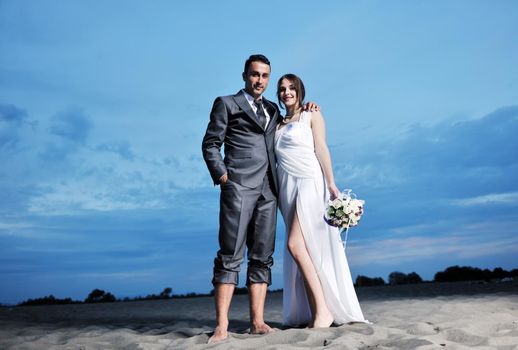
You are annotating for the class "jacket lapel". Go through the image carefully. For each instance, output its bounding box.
[233,90,263,130]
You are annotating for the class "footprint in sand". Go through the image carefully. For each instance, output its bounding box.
[345,323,375,336]
[406,322,440,336]
[446,329,488,347]
[383,338,434,348]
[495,322,518,337]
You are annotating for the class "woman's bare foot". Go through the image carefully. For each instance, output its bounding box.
[207,325,228,344]
[250,322,277,334]
[312,310,334,328]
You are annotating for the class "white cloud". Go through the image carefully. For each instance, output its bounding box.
[0,222,35,237]
[348,221,518,267]
[388,222,439,235]
[77,271,158,280]
[27,182,165,215]
[451,191,518,207]
[0,105,207,216]
[25,151,209,216]
[0,222,33,230]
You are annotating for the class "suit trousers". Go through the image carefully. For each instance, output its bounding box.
[212,171,277,286]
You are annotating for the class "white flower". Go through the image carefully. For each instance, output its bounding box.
[331,198,342,209]
[350,199,364,208]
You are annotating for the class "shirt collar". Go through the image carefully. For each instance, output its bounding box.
[242,89,262,104]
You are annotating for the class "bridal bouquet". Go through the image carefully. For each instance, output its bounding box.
[324,189,364,247]
[324,189,364,229]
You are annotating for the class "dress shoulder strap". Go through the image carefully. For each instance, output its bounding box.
[299,110,312,126]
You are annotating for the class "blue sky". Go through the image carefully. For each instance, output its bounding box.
[1,1,517,305]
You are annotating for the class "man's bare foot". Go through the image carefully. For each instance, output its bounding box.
[207,325,228,344]
[250,322,277,335]
[312,310,334,328]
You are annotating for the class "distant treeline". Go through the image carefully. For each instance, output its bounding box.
[18,287,177,306]
[434,266,517,282]
[16,295,82,306]
[15,265,517,306]
[17,286,284,306]
[355,265,518,287]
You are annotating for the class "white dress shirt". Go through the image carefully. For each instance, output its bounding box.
[242,89,271,128]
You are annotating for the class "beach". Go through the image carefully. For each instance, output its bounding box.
[1,281,517,349]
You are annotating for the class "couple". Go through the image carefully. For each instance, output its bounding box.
[202,54,367,343]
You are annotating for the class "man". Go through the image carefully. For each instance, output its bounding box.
[202,54,279,343]
[202,54,317,343]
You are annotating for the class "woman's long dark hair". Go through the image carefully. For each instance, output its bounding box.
[277,73,305,110]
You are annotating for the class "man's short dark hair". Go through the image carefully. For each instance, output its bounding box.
[244,54,271,74]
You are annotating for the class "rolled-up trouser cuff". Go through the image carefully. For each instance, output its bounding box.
[246,267,272,286]
[212,268,239,286]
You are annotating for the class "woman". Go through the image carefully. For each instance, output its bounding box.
[275,74,367,327]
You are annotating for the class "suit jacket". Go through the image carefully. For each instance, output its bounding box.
[202,90,281,194]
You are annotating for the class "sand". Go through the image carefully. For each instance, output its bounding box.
[1,281,517,349]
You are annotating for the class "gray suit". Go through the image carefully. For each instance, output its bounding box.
[202,90,281,286]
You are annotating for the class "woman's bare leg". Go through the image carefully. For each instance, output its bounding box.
[287,211,334,328]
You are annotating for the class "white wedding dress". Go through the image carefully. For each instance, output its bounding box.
[275,111,367,326]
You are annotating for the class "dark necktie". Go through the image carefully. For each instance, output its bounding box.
[253,99,267,129]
